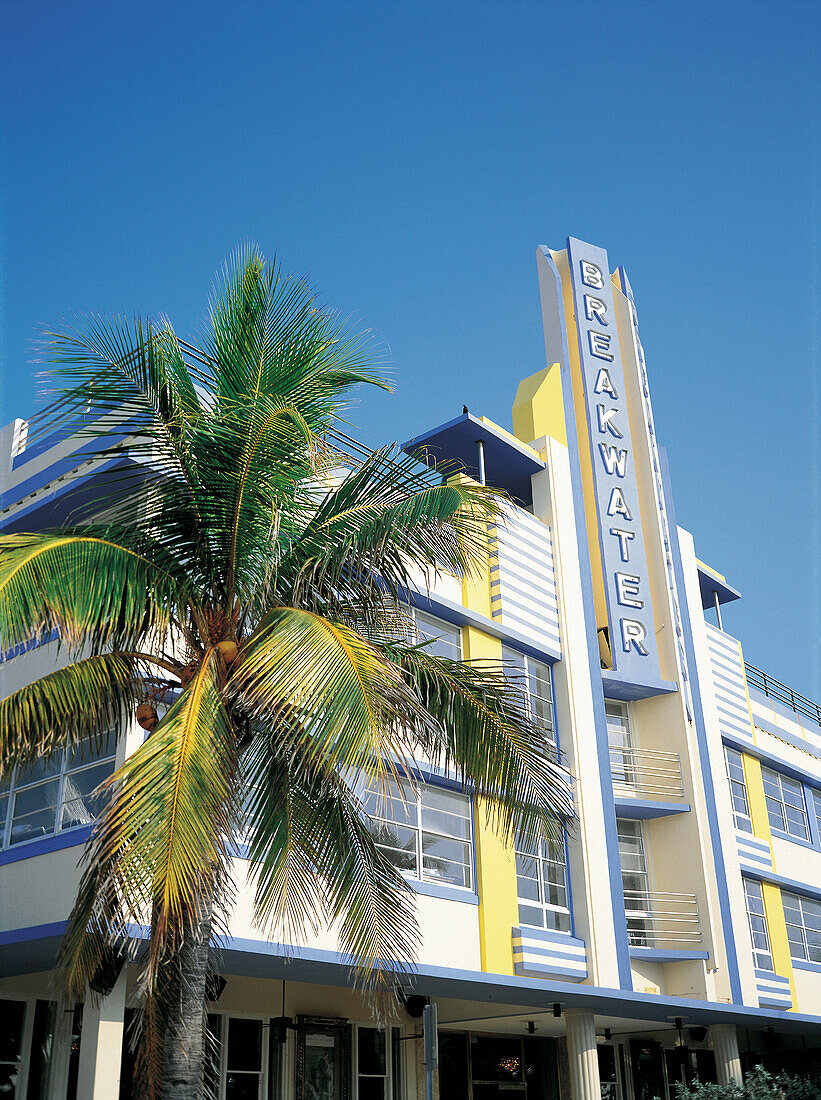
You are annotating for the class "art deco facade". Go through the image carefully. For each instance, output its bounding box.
[2,239,820,1099]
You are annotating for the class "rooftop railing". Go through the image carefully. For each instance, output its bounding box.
[745,663,821,728]
[623,889,701,949]
[610,746,684,801]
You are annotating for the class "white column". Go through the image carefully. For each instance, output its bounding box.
[565,1012,601,1100]
[76,970,127,1099]
[710,1024,743,1086]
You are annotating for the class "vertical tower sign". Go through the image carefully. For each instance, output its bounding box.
[566,237,661,686]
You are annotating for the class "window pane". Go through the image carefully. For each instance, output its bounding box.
[61,761,113,829]
[10,779,60,844]
[0,1000,25,1063]
[415,612,461,661]
[420,806,470,841]
[358,1027,386,1076]
[226,1075,260,1100]
[14,756,62,788]
[359,1080,385,1100]
[227,1018,262,1072]
[518,903,545,928]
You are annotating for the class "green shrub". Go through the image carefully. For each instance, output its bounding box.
[674,1066,820,1100]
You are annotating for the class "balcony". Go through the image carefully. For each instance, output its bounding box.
[623,889,702,951]
[610,746,684,801]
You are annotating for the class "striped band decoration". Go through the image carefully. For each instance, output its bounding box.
[489,506,561,656]
[705,624,755,745]
[512,926,588,982]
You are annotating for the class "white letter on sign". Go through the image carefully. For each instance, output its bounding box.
[621,619,649,656]
[616,572,644,608]
[589,331,614,360]
[609,527,635,562]
[593,368,618,398]
[607,487,632,521]
[599,443,628,478]
[581,260,604,289]
[597,405,623,438]
[584,295,608,325]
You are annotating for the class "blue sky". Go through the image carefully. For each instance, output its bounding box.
[1,1,819,695]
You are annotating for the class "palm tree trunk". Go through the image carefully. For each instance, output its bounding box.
[158,903,213,1100]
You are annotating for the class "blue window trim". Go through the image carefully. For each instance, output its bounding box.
[629,947,709,962]
[0,825,92,865]
[769,825,815,850]
[791,957,821,975]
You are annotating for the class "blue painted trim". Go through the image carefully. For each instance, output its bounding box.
[748,685,821,740]
[747,712,821,766]
[0,826,91,865]
[513,924,582,947]
[658,448,743,1003]
[791,957,821,974]
[601,670,678,701]
[0,920,67,945]
[0,628,60,665]
[755,968,788,981]
[0,456,130,530]
[408,880,479,905]
[742,865,821,903]
[723,731,821,788]
[5,921,821,1031]
[514,959,588,980]
[512,940,586,964]
[540,246,632,989]
[405,586,561,665]
[613,798,691,820]
[769,825,815,850]
[629,947,710,962]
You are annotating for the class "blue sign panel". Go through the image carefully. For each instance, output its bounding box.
[566,237,661,685]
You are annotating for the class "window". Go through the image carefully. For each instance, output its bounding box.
[226,1017,264,1099]
[413,611,461,661]
[501,647,556,753]
[515,831,571,932]
[761,767,809,841]
[0,733,117,849]
[607,700,635,787]
[357,1027,388,1100]
[782,891,821,965]
[811,789,821,840]
[0,1000,25,1096]
[724,747,753,834]
[743,879,773,971]
[617,818,651,946]
[361,776,473,889]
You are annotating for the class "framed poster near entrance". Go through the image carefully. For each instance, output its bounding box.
[296,1017,350,1100]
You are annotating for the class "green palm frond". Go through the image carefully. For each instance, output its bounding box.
[0,652,137,776]
[230,607,432,777]
[279,446,502,614]
[67,648,235,989]
[242,742,419,987]
[388,642,572,847]
[0,534,188,653]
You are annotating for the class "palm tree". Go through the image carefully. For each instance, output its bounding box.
[0,248,571,1099]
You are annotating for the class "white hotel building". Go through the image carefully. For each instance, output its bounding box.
[1,238,821,1099]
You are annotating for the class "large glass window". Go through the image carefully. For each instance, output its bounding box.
[501,647,555,753]
[617,818,651,946]
[357,1027,388,1100]
[226,1017,264,1100]
[0,1000,25,1097]
[811,789,821,841]
[724,747,753,834]
[0,733,117,850]
[361,776,473,890]
[413,611,462,661]
[743,879,773,971]
[514,831,571,932]
[761,767,809,841]
[782,891,821,964]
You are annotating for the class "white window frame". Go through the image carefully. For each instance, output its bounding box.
[606,700,635,787]
[761,767,809,841]
[412,610,462,661]
[782,890,821,965]
[354,1023,398,1100]
[501,647,556,753]
[514,831,572,933]
[742,878,774,971]
[214,1013,271,1100]
[617,818,653,946]
[0,734,117,851]
[361,776,474,891]
[724,747,753,834]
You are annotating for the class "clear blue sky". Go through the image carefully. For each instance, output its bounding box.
[1,1,819,696]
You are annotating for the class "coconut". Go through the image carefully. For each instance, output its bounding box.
[217,639,239,665]
[136,703,158,731]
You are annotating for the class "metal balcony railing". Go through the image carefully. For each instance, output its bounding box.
[609,746,684,800]
[744,663,821,728]
[623,889,702,949]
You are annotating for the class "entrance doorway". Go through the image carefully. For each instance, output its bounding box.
[438,1032,559,1100]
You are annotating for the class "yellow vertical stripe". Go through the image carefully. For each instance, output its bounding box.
[742,753,796,1005]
